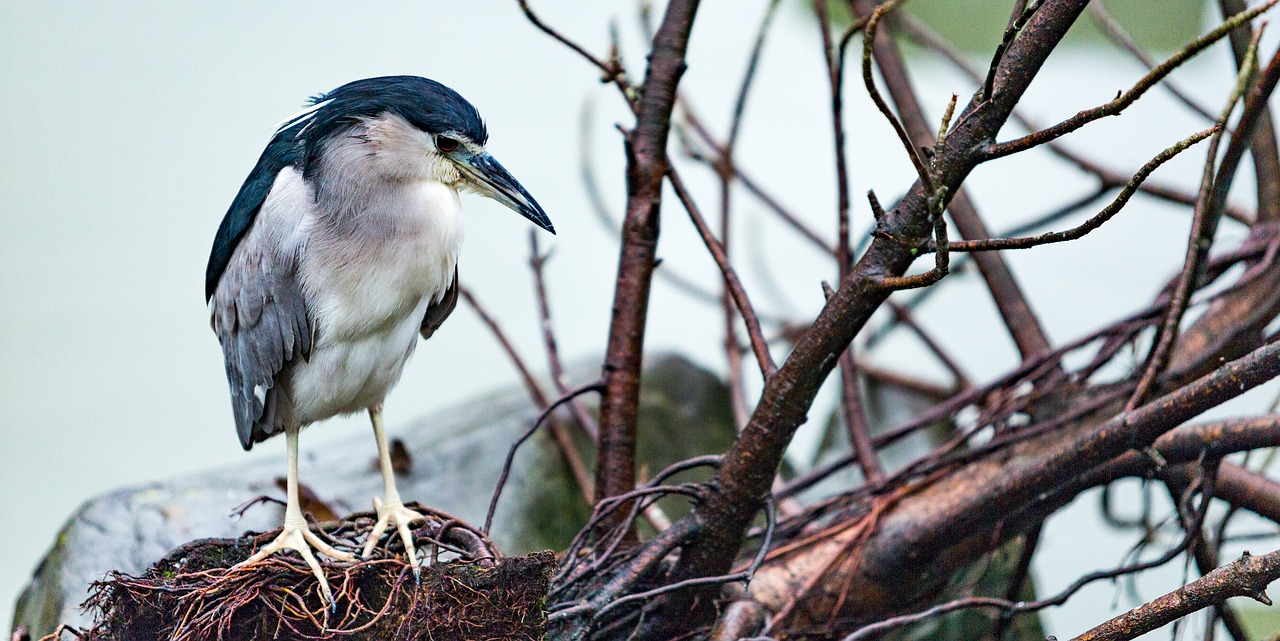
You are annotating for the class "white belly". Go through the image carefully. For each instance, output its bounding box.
[289,297,431,421]
[290,180,463,424]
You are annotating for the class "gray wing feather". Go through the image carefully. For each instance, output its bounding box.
[421,265,459,340]
[210,169,312,450]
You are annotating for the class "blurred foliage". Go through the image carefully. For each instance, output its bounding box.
[1240,603,1280,639]
[815,0,1206,54]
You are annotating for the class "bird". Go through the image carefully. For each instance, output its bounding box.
[205,75,554,603]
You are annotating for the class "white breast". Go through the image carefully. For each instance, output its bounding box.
[289,177,464,423]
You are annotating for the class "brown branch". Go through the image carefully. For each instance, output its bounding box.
[821,282,883,485]
[1187,523,1252,641]
[667,169,776,378]
[656,0,1097,623]
[891,340,1280,581]
[593,0,702,528]
[857,0,1053,360]
[1085,417,1280,487]
[936,128,1216,252]
[986,1,1040,102]
[459,287,593,504]
[984,0,1278,160]
[1130,40,1280,410]
[789,455,1270,639]
[753,313,1280,625]
[1221,0,1280,223]
[1214,461,1280,525]
[529,231,600,441]
[1087,2,1218,122]
[891,9,1255,226]
[1070,549,1280,641]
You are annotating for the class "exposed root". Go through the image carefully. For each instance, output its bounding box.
[75,503,554,641]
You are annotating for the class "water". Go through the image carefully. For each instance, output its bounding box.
[2,0,1276,636]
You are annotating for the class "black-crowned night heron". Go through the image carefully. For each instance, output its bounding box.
[205,76,553,602]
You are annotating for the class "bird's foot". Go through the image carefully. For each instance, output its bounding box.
[361,497,426,581]
[236,517,356,609]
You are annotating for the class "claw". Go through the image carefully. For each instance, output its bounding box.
[362,496,426,576]
[236,518,354,610]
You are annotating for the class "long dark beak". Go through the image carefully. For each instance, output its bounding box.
[455,152,555,234]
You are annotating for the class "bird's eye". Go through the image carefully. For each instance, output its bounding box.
[436,136,459,152]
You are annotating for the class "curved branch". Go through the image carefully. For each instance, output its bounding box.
[984,0,1278,160]
[936,128,1215,252]
[1071,549,1280,641]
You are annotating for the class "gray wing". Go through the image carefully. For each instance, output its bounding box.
[210,168,313,450]
[421,265,459,340]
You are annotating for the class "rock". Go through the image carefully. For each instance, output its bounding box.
[12,354,735,637]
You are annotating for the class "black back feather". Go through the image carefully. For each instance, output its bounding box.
[204,131,300,300]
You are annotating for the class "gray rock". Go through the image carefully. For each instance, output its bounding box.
[12,354,735,637]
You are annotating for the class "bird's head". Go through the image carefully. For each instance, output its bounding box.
[284,75,554,234]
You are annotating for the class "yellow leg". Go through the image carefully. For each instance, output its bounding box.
[361,405,425,580]
[236,426,354,607]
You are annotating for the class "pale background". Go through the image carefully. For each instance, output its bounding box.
[3,0,1277,636]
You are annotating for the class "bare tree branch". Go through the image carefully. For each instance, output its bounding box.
[1070,549,1280,641]
[657,0,1098,625]
[1130,40,1280,410]
[984,0,1277,160]
[592,0,702,536]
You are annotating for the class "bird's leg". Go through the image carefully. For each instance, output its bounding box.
[236,425,354,608]
[361,405,426,580]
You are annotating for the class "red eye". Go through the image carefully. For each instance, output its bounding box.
[436,136,459,152]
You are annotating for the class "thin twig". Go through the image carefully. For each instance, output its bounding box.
[861,0,933,191]
[667,168,777,378]
[933,128,1216,253]
[716,0,780,429]
[984,0,1279,160]
[1128,36,1278,411]
[460,287,594,503]
[816,0,853,275]
[1087,2,1217,122]
[529,230,600,440]
[1071,549,1280,641]
[484,382,605,534]
[515,0,635,109]
[841,597,1015,641]
[891,9,1255,225]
